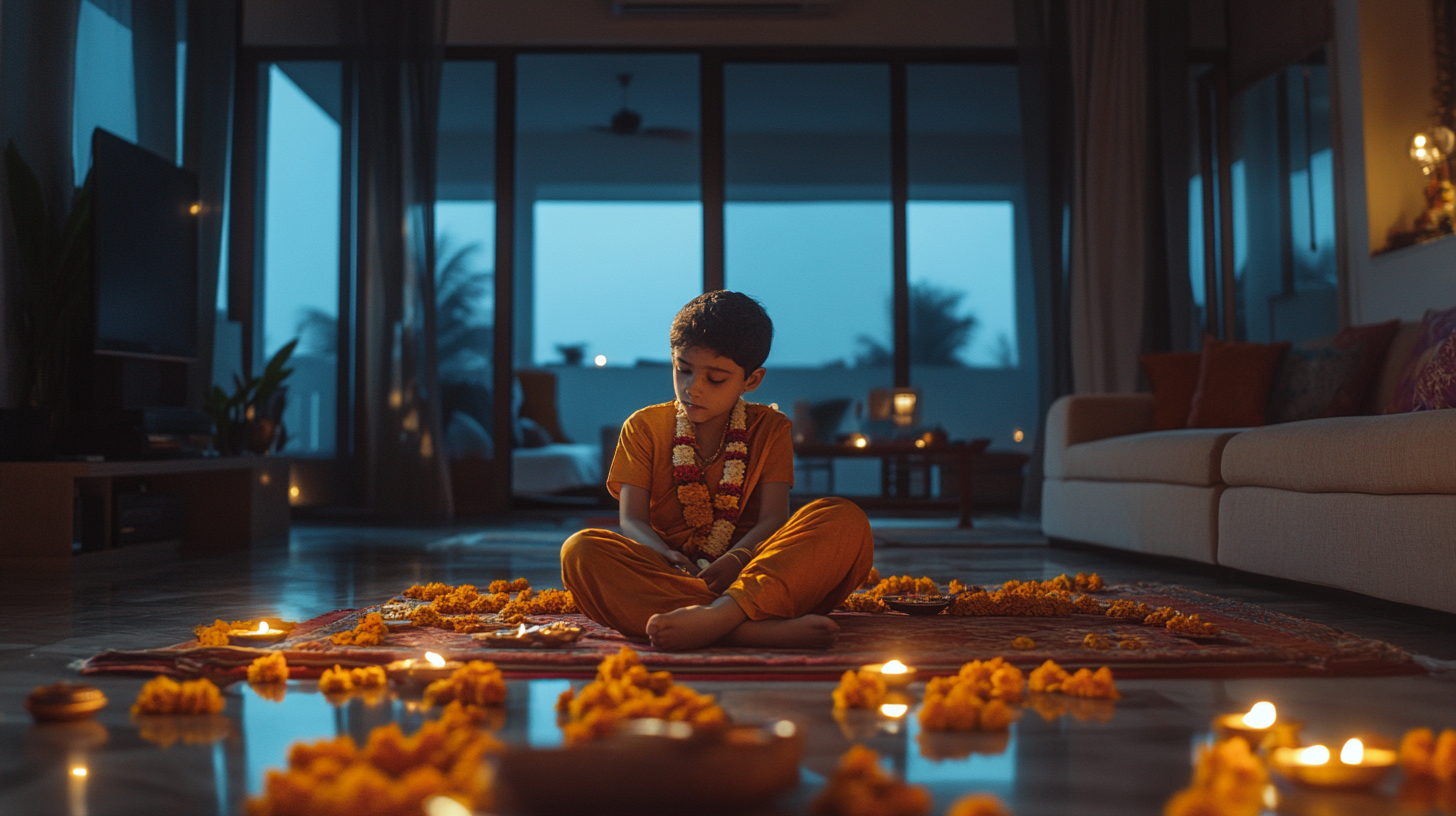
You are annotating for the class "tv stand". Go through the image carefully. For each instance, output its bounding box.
[0,457,290,569]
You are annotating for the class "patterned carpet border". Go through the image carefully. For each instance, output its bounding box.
[78,583,1421,683]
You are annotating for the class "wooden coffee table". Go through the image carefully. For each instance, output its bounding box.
[793,438,992,528]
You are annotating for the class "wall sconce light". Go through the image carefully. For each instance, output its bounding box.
[1410,127,1455,174]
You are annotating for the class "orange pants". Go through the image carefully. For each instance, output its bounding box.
[561,497,875,638]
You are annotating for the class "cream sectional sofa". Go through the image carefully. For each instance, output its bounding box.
[1042,323,1456,615]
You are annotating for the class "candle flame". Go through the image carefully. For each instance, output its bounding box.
[256,622,270,634]
[1241,701,1276,729]
[1297,745,1331,766]
[517,623,528,636]
[71,767,87,777]
[879,703,909,718]
[1340,738,1364,765]
[424,652,446,668]
[881,660,909,675]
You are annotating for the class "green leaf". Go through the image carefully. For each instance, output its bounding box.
[4,141,49,282]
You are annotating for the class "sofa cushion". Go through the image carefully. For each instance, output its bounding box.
[1140,352,1202,430]
[1386,305,1456,413]
[1060,428,1241,487]
[1188,336,1289,428]
[1221,410,1456,494]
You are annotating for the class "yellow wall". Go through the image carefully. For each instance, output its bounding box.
[1359,0,1436,254]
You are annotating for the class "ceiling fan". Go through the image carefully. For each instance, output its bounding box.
[591,73,694,142]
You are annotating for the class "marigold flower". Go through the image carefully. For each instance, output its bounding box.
[422,661,507,708]
[1166,613,1220,637]
[1083,633,1111,650]
[1011,636,1036,650]
[132,676,226,716]
[944,793,1011,816]
[247,652,289,685]
[831,669,887,710]
[1028,660,1070,694]
[809,745,931,816]
[329,613,389,647]
[1060,666,1120,699]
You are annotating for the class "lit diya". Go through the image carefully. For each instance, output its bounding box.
[1213,701,1302,748]
[473,621,584,648]
[1269,738,1396,790]
[227,621,288,647]
[859,659,918,688]
[880,595,953,616]
[385,651,461,685]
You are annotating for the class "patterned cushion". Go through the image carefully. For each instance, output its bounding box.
[1265,343,1363,424]
[1386,305,1456,413]
[1412,333,1456,411]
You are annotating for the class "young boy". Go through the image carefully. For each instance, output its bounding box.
[561,291,874,652]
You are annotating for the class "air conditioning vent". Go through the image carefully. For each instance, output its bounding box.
[611,0,832,16]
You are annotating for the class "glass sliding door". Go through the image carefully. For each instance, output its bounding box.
[906,63,1036,453]
[723,63,892,494]
[516,53,702,457]
[437,61,498,465]
[260,62,342,457]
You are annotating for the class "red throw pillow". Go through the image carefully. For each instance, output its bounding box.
[1139,352,1202,430]
[1325,319,1401,417]
[1186,336,1291,428]
[1387,305,1456,413]
[1412,332,1456,411]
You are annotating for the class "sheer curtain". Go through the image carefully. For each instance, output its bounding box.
[343,0,453,520]
[1067,0,1150,394]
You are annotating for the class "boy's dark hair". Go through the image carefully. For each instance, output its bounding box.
[670,291,774,374]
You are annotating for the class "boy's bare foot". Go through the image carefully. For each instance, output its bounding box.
[722,615,839,649]
[647,597,746,651]
[646,597,840,651]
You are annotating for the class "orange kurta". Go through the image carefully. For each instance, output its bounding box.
[561,402,874,638]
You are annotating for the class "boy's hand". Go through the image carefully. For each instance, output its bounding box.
[660,548,697,575]
[698,555,744,594]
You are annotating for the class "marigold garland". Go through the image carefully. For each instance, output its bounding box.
[673,398,748,562]
[1162,737,1268,816]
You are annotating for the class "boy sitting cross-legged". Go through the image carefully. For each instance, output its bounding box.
[561,291,875,652]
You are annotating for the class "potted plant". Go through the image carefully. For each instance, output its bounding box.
[205,339,297,455]
[4,141,93,413]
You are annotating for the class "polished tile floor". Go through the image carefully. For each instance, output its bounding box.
[2,513,1454,816]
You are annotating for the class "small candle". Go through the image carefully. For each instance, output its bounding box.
[227,621,288,647]
[879,702,909,718]
[861,659,918,688]
[1270,738,1397,789]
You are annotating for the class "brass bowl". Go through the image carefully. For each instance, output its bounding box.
[881,595,953,616]
[26,683,108,723]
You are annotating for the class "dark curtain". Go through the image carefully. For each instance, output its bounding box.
[182,0,235,406]
[0,0,82,406]
[1015,0,1075,518]
[343,0,453,521]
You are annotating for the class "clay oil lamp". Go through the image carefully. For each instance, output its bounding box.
[860,659,918,688]
[1213,701,1301,749]
[227,621,288,647]
[386,651,460,686]
[1269,738,1397,790]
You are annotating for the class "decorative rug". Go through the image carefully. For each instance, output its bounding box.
[79,583,1420,683]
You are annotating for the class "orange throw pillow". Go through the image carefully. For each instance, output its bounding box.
[1187,336,1290,428]
[1139,352,1202,430]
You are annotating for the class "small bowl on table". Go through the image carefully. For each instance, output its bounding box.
[26,683,108,723]
[881,595,954,616]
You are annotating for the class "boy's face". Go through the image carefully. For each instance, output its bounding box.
[672,346,764,424]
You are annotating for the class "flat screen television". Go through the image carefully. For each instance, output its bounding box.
[91,129,199,360]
